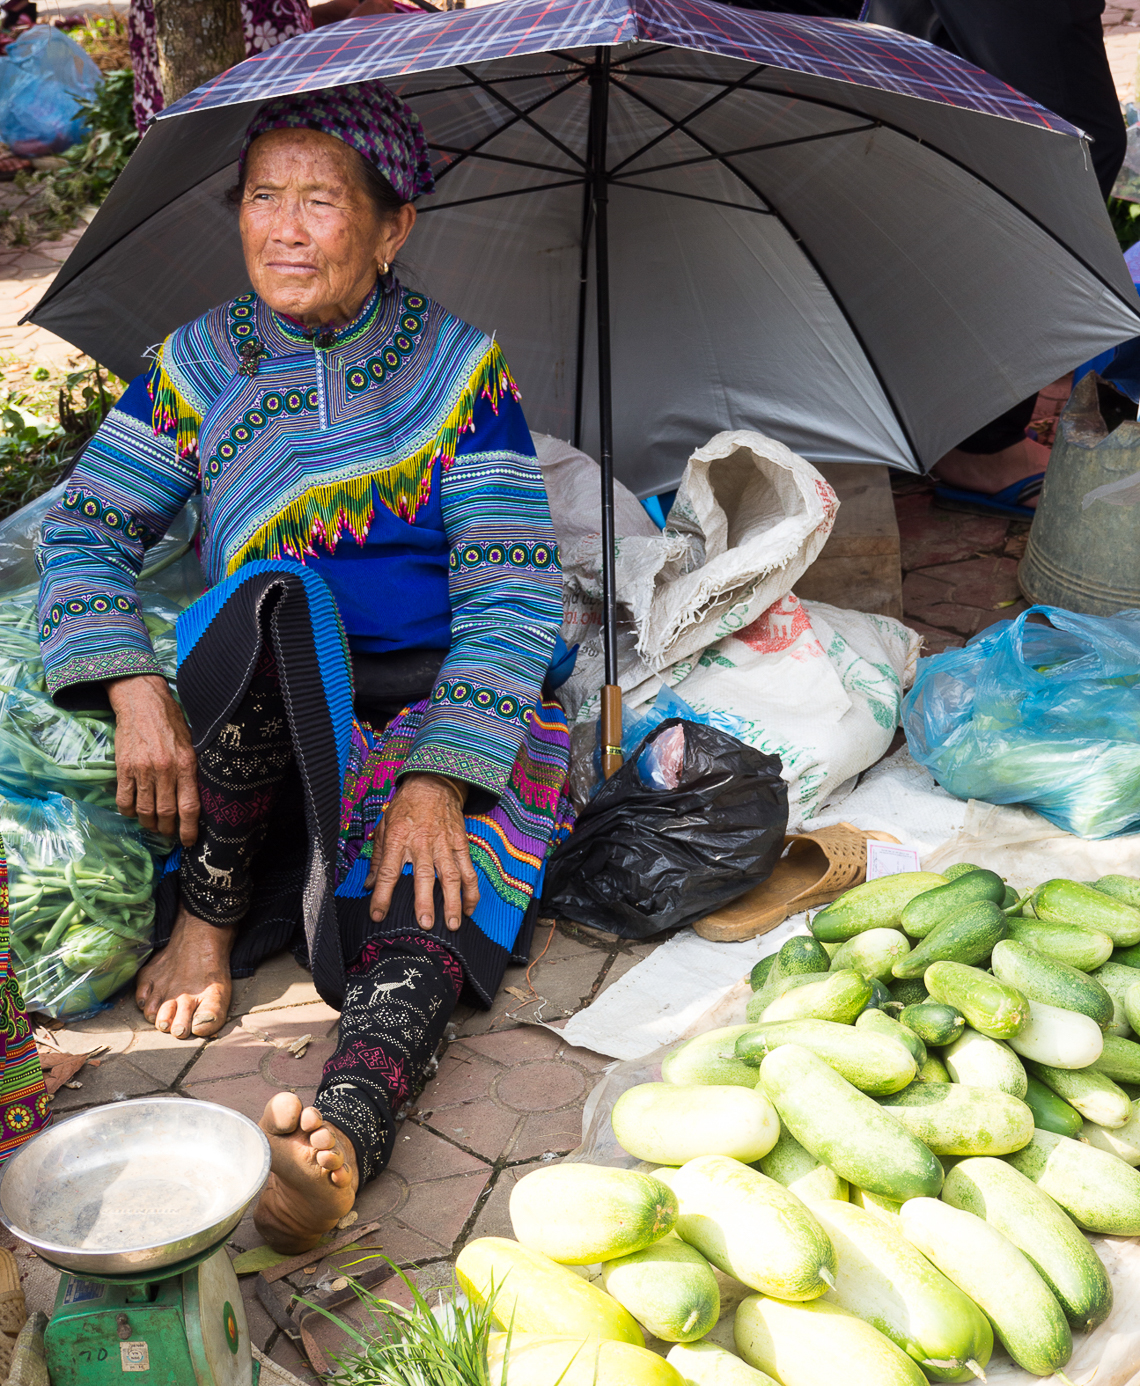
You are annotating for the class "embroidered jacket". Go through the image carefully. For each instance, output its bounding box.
[36,279,563,796]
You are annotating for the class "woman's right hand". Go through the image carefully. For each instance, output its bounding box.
[106,674,200,845]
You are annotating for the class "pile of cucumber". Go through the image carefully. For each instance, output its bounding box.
[454,866,1140,1386]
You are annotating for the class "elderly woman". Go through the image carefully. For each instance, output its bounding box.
[36,83,572,1251]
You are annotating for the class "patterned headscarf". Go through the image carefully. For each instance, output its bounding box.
[239,81,435,202]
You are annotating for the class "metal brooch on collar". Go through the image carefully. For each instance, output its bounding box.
[238,340,269,377]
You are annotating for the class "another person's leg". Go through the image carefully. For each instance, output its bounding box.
[135,647,293,1038]
[254,920,463,1252]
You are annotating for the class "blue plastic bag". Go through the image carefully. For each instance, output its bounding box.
[0,26,101,156]
[903,606,1140,839]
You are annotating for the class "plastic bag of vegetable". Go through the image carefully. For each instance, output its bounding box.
[542,719,788,937]
[904,606,1140,839]
[1,792,154,1019]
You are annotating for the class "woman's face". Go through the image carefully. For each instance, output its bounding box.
[239,127,415,326]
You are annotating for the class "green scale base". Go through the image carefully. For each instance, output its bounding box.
[43,1243,255,1386]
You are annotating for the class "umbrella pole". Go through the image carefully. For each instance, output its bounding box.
[590,47,623,781]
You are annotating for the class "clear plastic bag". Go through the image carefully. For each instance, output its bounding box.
[0,26,101,156]
[3,792,154,1020]
[904,605,1140,839]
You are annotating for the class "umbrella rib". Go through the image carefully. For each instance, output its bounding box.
[430,143,580,176]
[427,73,587,185]
[613,121,877,179]
[607,183,773,215]
[608,64,769,177]
[619,80,922,466]
[416,178,585,212]
[455,64,586,168]
[400,67,585,98]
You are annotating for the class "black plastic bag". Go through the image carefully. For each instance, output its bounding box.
[542,719,788,938]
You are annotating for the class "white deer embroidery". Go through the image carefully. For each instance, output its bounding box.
[368,967,421,1006]
[199,843,233,891]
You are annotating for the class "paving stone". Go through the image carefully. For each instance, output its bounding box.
[265,1038,337,1089]
[182,1070,289,1122]
[388,1120,489,1184]
[418,1043,501,1110]
[242,1001,339,1042]
[909,556,1022,609]
[594,943,656,993]
[506,1103,586,1161]
[346,1167,405,1224]
[494,1059,587,1113]
[260,1336,320,1386]
[895,491,1009,570]
[239,1269,277,1351]
[183,1023,273,1083]
[121,1027,211,1086]
[467,1160,545,1242]
[48,1054,165,1112]
[905,620,965,656]
[421,1092,520,1164]
[461,1025,566,1067]
[234,953,324,1015]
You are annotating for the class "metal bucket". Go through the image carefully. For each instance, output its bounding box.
[1020,373,1140,615]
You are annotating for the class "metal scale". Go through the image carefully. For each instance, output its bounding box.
[0,1098,271,1386]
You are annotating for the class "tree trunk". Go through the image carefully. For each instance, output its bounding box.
[152,0,244,108]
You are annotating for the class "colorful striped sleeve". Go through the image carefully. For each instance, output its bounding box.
[36,370,199,704]
[403,385,562,796]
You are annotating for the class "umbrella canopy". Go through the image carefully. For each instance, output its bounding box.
[28,0,1140,498]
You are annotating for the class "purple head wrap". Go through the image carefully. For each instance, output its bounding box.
[239,81,434,202]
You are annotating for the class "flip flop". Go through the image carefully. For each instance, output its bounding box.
[932,472,1044,521]
[692,822,901,943]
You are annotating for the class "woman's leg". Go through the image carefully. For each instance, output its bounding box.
[253,920,463,1252]
[135,648,295,1038]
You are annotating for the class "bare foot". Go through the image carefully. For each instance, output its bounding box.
[253,1093,358,1254]
[135,907,235,1039]
[932,437,1050,510]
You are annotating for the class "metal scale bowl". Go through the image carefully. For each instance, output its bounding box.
[0,1098,271,1386]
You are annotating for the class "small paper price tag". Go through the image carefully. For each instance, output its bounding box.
[121,1342,150,1372]
[866,841,921,880]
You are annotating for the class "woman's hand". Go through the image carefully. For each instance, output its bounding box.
[366,773,479,932]
[106,674,200,846]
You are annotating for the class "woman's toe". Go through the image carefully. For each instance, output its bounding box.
[154,999,175,1032]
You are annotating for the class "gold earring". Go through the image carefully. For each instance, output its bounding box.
[382,260,390,275]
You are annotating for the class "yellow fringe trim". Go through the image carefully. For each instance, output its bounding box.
[148,344,202,458]
[226,342,518,575]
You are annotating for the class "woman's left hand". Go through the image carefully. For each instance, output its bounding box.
[365,773,479,932]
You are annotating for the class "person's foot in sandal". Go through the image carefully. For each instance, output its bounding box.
[931,437,1049,514]
[693,823,899,943]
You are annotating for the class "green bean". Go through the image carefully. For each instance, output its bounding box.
[39,900,84,954]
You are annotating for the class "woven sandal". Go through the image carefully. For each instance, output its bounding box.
[0,1248,26,1340]
[693,822,901,943]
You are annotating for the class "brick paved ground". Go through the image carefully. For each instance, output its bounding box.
[0,8,1132,1377]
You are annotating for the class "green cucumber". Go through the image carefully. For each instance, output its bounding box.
[756,969,872,1025]
[942,1157,1113,1333]
[900,870,1005,940]
[600,1232,720,1343]
[749,955,777,991]
[758,1044,943,1202]
[1089,1033,1140,1085]
[889,977,929,1009]
[899,1198,1073,1380]
[942,1029,1027,1097]
[809,873,949,942]
[856,1008,926,1065]
[942,862,983,881]
[878,1082,1034,1156]
[850,1187,903,1223]
[923,961,1029,1040]
[1004,917,1113,972]
[749,936,831,1011]
[1126,979,1140,1036]
[1114,940,1140,968]
[611,1083,781,1165]
[899,1003,965,1047]
[735,1018,916,1095]
[755,1127,848,1206]
[1082,1108,1140,1165]
[813,1198,993,1384]
[830,928,911,983]
[892,901,1005,980]
[1023,1076,1084,1138]
[916,1054,950,1083]
[1093,874,1140,910]
[990,939,1114,1030]
[1001,886,1021,910]
[1006,1128,1140,1234]
[1006,999,1104,1070]
[1026,1061,1132,1129]
[863,978,891,1011]
[1032,878,1140,946]
[667,1342,779,1386]
[667,1154,837,1299]
[1089,961,1136,1037]
[661,1025,760,1088]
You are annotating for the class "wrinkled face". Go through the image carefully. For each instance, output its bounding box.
[238,127,409,325]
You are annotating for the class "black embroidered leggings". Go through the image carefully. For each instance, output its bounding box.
[180,647,463,1185]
